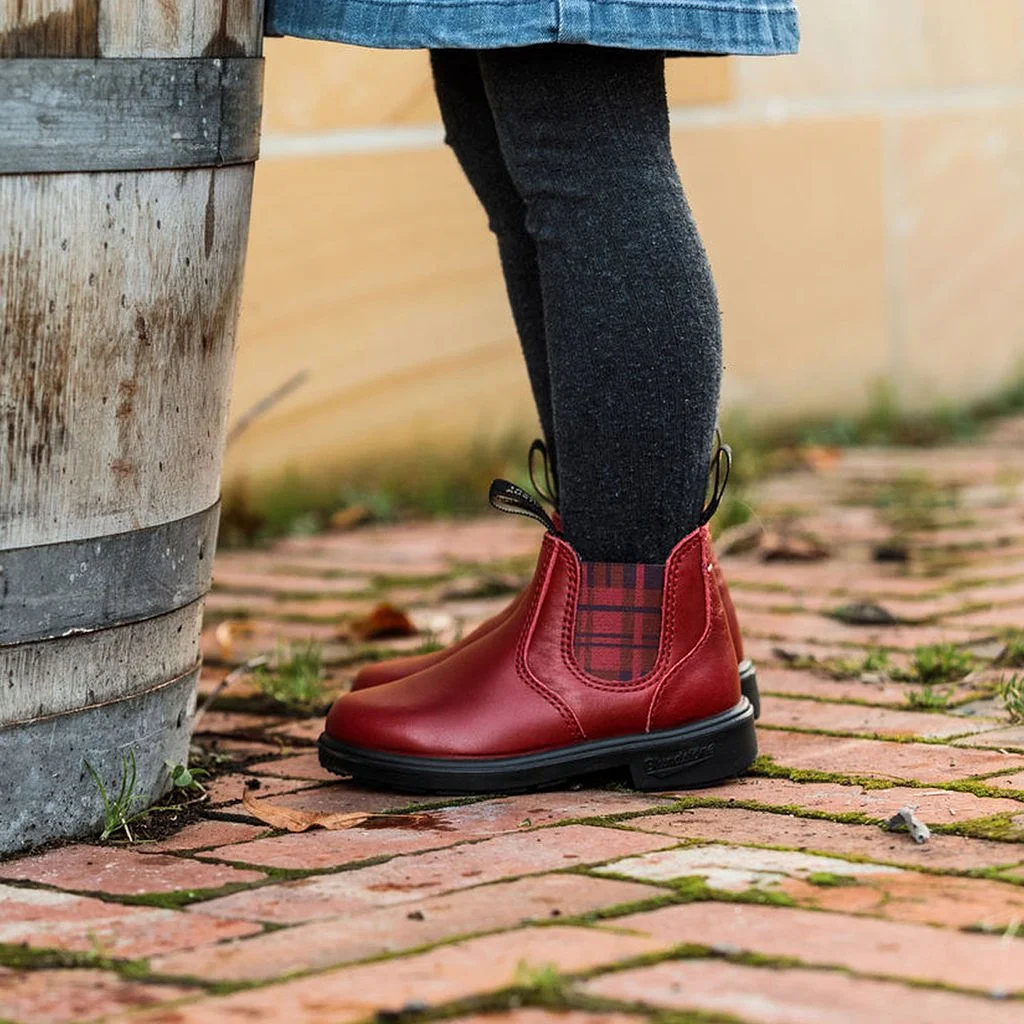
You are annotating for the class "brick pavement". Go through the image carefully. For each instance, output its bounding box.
[2,421,1023,1023]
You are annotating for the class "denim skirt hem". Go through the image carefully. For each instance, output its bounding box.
[265,1,800,56]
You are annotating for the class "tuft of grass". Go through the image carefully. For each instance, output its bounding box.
[85,752,213,843]
[253,641,326,710]
[906,685,954,710]
[512,962,567,1005]
[410,634,445,656]
[871,473,960,534]
[908,643,975,684]
[85,750,148,842]
[790,379,1013,449]
[1000,674,1024,725]
[861,648,892,674]
[997,630,1024,669]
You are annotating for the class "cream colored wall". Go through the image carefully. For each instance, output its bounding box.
[227,0,1024,482]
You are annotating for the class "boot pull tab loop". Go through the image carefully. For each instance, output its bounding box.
[701,434,733,526]
[528,438,559,509]
[490,478,559,534]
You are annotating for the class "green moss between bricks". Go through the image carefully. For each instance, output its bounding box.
[625,787,1024,846]
[114,880,263,910]
[0,943,152,980]
[806,872,860,888]
[930,813,1024,842]
[748,755,899,790]
[748,755,1024,804]
[547,787,1021,846]
[343,957,746,1024]
[755,722,977,748]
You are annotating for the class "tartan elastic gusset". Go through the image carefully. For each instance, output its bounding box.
[573,561,665,682]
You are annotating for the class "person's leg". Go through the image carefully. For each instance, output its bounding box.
[320,50,758,793]
[477,45,722,565]
[429,50,557,464]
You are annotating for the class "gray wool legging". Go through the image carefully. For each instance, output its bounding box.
[430,45,723,564]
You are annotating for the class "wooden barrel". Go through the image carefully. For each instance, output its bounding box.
[0,1,264,855]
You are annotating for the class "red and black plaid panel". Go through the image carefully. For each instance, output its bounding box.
[573,562,665,682]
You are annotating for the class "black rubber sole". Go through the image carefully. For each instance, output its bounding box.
[739,659,760,719]
[318,697,758,794]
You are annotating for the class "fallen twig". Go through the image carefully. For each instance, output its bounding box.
[193,656,268,729]
[225,370,309,450]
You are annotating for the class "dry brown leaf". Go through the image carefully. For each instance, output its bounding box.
[242,788,373,833]
[329,504,372,532]
[799,445,843,472]
[214,619,257,661]
[348,602,418,641]
[760,529,831,562]
[715,521,763,557]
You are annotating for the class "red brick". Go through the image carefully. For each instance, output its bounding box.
[701,775,1024,824]
[207,791,672,870]
[247,753,336,781]
[950,577,1024,610]
[744,637,920,676]
[265,719,326,744]
[0,885,259,958]
[204,773,322,806]
[922,522,1024,550]
[956,726,1024,751]
[598,844,901,891]
[615,902,1024,992]
[432,790,674,829]
[738,608,983,650]
[137,821,269,854]
[582,959,1024,1023]
[212,569,370,597]
[0,846,263,896]
[757,729,1024,782]
[207,822,465,870]
[0,968,190,1024]
[779,871,1024,930]
[279,519,541,569]
[187,737,284,761]
[629,807,1024,871]
[988,772,1024,792]
[129,926,664,1024]
[194,825,674,924]
[203,590,374,622]
[754,666,932,707]
[192,711,287,737]
[214,781,420,817]
[958,604,1024,628]
[200,620,338,664]
[154,874,654,982]
[759,695,991,739]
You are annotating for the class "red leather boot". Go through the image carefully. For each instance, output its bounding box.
[351,551,759,716]
[319,482,758,793]
[350,441,759,717]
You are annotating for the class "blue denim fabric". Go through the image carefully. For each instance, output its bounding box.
[264,1,800,55]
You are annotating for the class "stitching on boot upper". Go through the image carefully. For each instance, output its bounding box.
[513,538,587,740]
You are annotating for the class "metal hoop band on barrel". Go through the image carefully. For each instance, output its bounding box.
[0,502,220,646]
[0,58,263,174]
[0,664,200,852]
